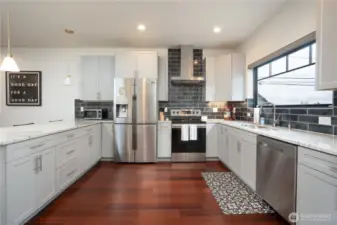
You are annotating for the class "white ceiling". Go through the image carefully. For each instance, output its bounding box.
[0,0,288,48]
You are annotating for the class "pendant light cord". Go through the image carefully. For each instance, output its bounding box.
[7,13,11,56]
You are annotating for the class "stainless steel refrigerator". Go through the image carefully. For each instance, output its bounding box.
[113,78,157,163]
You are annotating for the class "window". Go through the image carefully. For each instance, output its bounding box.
[255,42,332,106]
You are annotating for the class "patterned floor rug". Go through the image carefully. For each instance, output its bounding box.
[202,172,275,215]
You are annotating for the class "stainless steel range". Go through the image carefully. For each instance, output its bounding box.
[171,109,206,162]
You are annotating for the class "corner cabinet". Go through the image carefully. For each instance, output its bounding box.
[205,53,245,101]
[81,56,114,100]
[115,51,158,78]
[316,0,337,90]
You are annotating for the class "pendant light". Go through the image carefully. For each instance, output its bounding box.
[0,13,20,72]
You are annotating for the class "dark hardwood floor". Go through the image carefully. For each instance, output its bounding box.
[27,162,287,225]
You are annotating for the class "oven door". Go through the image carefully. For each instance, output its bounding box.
[171,125,206,162]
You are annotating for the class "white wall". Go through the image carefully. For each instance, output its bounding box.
[239,0,317,98]
[0,47,231,127]
[0,48,167,126]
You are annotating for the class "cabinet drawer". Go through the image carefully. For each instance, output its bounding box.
[57,129,83,143]
[56,157,79,192]
[6,136,55,163]
[82,124,101,136]
[56,141,77,168]
[299,147,337,179]
[229,126,257,144]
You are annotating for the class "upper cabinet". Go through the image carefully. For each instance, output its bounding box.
[205,53,245,101]
[81,56,114,101]
[115,51,158,78]
[316,0,337,90]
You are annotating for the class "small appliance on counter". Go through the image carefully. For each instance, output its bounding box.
[84,108,109,120]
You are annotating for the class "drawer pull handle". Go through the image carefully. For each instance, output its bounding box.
[67,150,76,155]
[67,134,75,139]
[30,143,45,149]
[86,128,93,132]
[67,169,77,177]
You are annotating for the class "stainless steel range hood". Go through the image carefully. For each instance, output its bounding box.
[171,46,205,83]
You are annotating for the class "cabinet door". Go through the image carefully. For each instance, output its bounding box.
[228,132,241,175]
[158,55,168,101]
[215,55,232,101]
[317,0,337,90]
[6,155,37,225]
[222,126,230,166]
[137,52,158,78]
[240,140,257,191]
[297,164,337,224]
[231,53,245,101]
[217,125,223,161]
[81,56,99,100]
[36,148,56,209]
[206,124,218,157]
[115,53,137,78]
[102,123,114,159]
[205,57,216,101]
[90,131,102,165]
[98,56,114,101]
[158,122,172,158]
[77,135,91,173]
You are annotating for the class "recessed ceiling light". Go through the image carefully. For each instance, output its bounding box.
[65,29,75,34]
[137,24,146,31]
[213,27,221,33]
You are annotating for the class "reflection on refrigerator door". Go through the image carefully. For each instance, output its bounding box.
[134,124,157,163]
[114,124,134,163]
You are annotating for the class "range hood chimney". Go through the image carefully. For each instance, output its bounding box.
[171,46,205,83]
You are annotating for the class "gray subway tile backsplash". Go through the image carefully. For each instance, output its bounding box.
[309,124,333,134]
[298,115,319,123]
[308,108,333,116]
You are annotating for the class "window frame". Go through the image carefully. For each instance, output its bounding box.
[253,41,332,108]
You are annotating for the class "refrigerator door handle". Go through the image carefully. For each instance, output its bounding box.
[132,78,137,150]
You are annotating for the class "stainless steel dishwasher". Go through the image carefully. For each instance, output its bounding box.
[256,136,297,223]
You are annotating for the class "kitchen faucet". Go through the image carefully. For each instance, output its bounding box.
[258,102,279,127]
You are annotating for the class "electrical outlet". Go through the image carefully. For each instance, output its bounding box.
[247,112,251,117]
[80,106,84,112]
[319,116,331,126]
[213,108,218,113]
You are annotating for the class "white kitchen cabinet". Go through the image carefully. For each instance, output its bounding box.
[205,53,245,101]
[218,125,230,166]
[6,154,37,225]
[36,148,56,209]
[115,53,137,78]
[102,123,114,159]
[115,51,158,78]
[158,121,172,159]
[297,164,337,225]
[316,0,337,90]
[228,130,241,175]
[81,56,114,100]
[240,139,257,190]
[158,55,168,101]
[206,123,218,158]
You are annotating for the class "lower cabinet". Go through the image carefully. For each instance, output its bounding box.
[217,125,229,166]
[223,126,257,191]
[297,147,337,224]
[102,123,114,159]
[206,123,218,158]
[6,148,55,225]
[4,124,102,225]
[157,121,172,159]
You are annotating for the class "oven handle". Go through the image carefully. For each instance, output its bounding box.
[172,124,206,128]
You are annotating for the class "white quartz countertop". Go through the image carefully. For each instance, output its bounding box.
[208,119,337,156]
[0,120,109,146]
